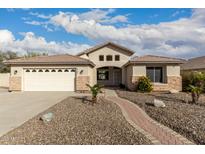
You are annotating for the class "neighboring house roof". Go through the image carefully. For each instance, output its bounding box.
[76,42,135,56]
[4,54,95,66]
[125,55,185,66]
[180,56,205,71]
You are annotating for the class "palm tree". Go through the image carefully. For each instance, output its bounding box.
[187,85,202,104]
[86,84,103,105]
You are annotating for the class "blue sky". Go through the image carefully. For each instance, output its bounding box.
[0,8,204,58]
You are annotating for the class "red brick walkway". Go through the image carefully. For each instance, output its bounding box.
[105,96,194,145]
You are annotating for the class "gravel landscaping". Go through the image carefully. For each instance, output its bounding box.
[116,89,205,145]
[0,96,151,145]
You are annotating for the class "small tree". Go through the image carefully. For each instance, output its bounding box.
[136,76,153,92]
[86,84,103,105]
[186,72,205,104]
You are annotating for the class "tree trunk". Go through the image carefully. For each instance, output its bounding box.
[92,96,97,105]
[192,92,199,104]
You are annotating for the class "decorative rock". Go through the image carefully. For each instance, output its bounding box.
[154,99,166,107]
[146,99,166,108]
[169,89,179,94]
[40,112,54,122]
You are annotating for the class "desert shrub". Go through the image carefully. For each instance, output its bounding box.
[136,76,153,92]
[182,71,205,92]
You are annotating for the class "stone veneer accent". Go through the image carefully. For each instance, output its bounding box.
[167,76,182,91]
[127,76,182,92]
[9,76,21,91]
[76,76,90,91]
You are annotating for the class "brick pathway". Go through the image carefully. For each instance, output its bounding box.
[105,95,194,145]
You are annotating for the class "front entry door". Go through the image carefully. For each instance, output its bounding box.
[113,70,121,86]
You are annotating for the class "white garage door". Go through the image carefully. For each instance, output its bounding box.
[23,68,75,91]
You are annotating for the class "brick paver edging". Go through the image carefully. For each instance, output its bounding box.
[103,96,194,145]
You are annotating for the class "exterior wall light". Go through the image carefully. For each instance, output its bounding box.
[14,70,18,75]
[80,70,83,74]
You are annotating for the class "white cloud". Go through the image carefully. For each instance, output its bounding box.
[0,29,90,55]
[50,9,205,58]
[0,29,15,43]
[29,12,52,19]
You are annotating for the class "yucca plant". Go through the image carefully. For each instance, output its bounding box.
[185,72,205,104]
[187,85,202,104]
[86,84,103,105]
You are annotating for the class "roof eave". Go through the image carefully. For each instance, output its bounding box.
[124,61,185,67]
[4,62,95,67]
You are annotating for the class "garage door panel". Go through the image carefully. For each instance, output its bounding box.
[24,69,75,91]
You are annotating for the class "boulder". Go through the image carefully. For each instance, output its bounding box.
[146,99,166,108]
[40,112,54,122]
[169,89,179,94]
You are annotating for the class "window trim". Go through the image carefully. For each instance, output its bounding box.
[106,55,112,61]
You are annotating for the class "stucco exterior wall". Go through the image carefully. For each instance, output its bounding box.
[84,46,130,68]
[0,73,9,87]
[80,45,131,85]
[167,65,180,76]
[126,64,182,92]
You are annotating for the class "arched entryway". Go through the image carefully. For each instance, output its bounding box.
[97,66,122,86]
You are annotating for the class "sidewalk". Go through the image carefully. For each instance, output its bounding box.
[103,89,193,145]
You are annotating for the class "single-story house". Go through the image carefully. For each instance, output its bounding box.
[180,56,205,73]
[4,42,185,92]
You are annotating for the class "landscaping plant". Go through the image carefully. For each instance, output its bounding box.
[136,76,153,92]
[186,72,205,104]
[86,84,103,105]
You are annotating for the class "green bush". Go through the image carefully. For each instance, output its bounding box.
[182,71,205,92]
[182,71,205,104]
[136,76,153,92]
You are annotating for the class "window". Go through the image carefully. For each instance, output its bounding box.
[71,69,76,72]
[45,69,49,72]
[32,69,36,72]
[106,55,112,61]
[64,69,69,72]
[97,70,109,80]
[51,69,56,72]
[146,67,163,83]
[99,55,104,61]
[25,69,30,72]
[58,69,62,72]
[115,55,120,61]
[38,69,43,72]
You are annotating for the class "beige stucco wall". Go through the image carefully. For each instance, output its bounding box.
[167,65,180,76]
[126,64,182,91]
[80,46,130,68]
[0,73,9,87]
[133,65,146,76]
[80,45,131,85]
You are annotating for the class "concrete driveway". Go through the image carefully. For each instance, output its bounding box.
[0,90,88,137]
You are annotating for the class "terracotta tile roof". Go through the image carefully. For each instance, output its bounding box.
[127,55,185,65]
[4,54,95,66]
[181,56,205,70]
[76,42,135,56]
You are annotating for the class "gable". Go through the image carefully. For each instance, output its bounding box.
[83,46,131,68]
[77,42,135,57]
